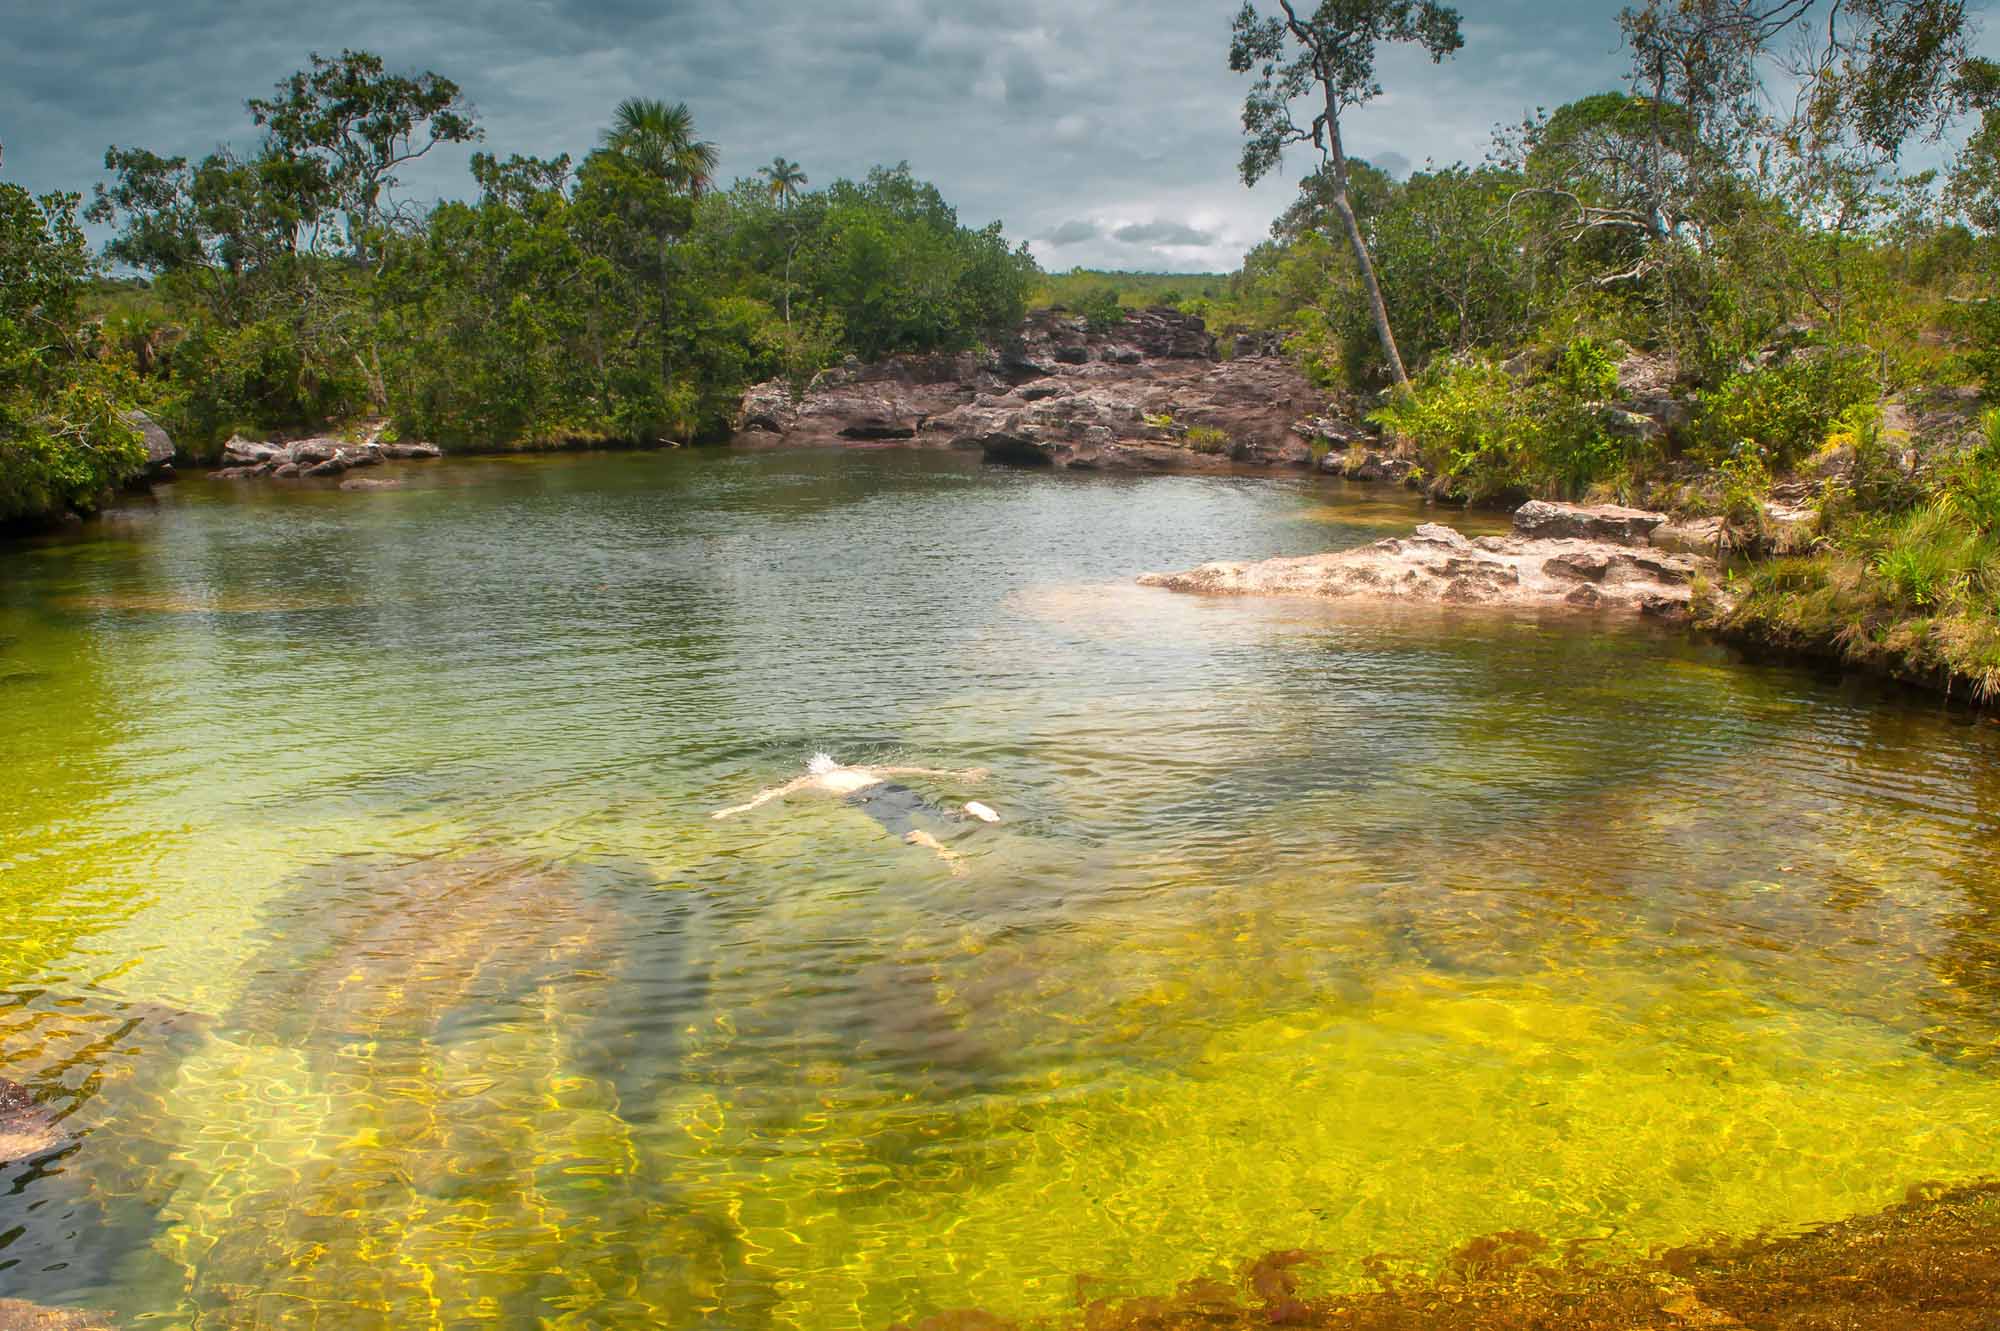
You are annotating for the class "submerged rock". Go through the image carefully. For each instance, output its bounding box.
[224,852,622,1048]
[1139,501,1712,617]
[0,993,212,1292]
[0,1300,117,1331]
[0,1078,62,1164]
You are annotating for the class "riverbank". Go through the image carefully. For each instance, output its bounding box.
[731,306,1382,475]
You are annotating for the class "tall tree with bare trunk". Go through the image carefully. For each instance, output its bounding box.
[1229,0,1463,389]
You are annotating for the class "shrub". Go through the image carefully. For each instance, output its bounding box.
[1969,299,2000,401]
[1870,506,1983,610]
[1185,425,1229,455]
[1071,286,1126,333]
[1369,341,1629,505]
[1693,348,1879,472]
[1936,409,2000,536]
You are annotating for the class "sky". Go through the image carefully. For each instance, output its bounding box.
[3,1,1994,274]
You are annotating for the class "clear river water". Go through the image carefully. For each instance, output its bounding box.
[2,448,1999,1329]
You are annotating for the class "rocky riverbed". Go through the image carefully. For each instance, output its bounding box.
[1140,500,1718,619]
[735,307,1377,472]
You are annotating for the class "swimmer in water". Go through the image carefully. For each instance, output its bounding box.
[711,754,1000,874]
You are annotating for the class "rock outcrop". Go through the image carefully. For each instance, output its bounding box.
[213,428,441,482]
[123,412,176,476]
[1139,501,1714,618]
[735,307,1360,472]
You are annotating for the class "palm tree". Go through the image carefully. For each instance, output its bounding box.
[759,157,807,207]
[602,98,719,196]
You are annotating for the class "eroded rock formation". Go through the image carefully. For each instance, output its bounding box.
[213,426,441,481]
[736,307,1359,472]
[1139,501,1715,618]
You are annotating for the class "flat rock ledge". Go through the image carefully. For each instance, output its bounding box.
[1138,501,1715,619]
[212,427,441,481]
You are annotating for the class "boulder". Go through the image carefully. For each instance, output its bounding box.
[220,435,286,467]
[271,462,303,479]
[837,412,922,440]
[1602,407,1665,446]
[1512,500,1666,546]
[303,457,351,478]
[379,441,443,460]
[212,464,271,480]
[124,411,176,473]
[291,439,341,466]
[736,381,800,435]
[1139,517,1712,617]
[1296,416,1372,450]
[1652,516,1729,557]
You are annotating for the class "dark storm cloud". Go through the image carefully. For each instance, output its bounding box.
[11,1,1988,273]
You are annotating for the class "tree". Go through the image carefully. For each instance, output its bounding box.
[759,157,807,206]
[0,184,144,521]
[1229,0,1464,388]
[601,99,719,196]
[1947,58,2000,232]
[247,49,480,261]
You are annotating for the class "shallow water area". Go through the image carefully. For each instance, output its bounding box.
[2,448,1999,1329]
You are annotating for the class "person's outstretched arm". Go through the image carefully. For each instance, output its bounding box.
[711,776,810,820]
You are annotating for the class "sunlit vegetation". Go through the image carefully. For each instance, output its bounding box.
[0,184,145,523]
[1188,0,2000,700]
[52,50,1037,472]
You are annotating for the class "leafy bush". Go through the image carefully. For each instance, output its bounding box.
[0,184,147,523]
[164,318,372,454]
[1968,299,2000,402]
[1693,349,1879,472]
[1714,448,1774,527]
[1370,342,1629,505]
[1936,409,2000,536]
[1071,285,1126,333]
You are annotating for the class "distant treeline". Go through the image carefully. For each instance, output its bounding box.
[1,52,1046,521]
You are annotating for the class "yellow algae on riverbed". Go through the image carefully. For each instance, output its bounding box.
[7,450,2000,1329]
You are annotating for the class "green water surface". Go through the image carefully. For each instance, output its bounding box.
[2,449,1998,1329]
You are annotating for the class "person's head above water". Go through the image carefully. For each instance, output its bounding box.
[807,752,841,775]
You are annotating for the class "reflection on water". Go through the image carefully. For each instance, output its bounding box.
[1,449,1998,1328]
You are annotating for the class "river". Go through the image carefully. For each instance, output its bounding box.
[2,449,1997,1328]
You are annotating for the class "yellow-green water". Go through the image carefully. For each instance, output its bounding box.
[1,449,1997,1328]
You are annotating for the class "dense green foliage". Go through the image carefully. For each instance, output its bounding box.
[0,185,145,524]
[1716,411,2000,699]
[68,52,1035,465]
[1369,339,1630,504]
